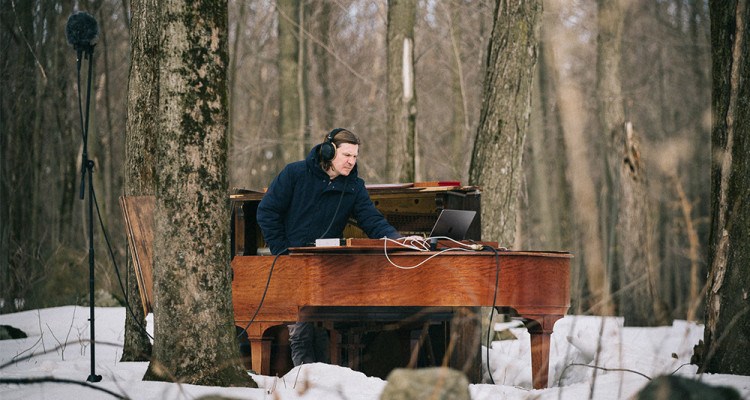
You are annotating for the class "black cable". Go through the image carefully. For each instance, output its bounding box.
[92,190,153,341]
[318,180,347,239]
[483,245,501,385]
[236,251,285,339]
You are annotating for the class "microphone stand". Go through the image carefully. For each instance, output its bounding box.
[75,42,102,383]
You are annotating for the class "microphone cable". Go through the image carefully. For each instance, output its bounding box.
[482,245,501,385]
[318,179,347,240]
[236,250,286,339]
[92,190,154,341]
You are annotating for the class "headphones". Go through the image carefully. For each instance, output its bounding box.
[320,128,345,161]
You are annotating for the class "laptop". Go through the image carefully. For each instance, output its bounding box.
[429,209,476,240]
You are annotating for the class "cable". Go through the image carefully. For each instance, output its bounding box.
[482,245,501,385]
[381,236,480,270]
[318,179,347,239]
[92,190,154,341]
[236,251,285,339]
[384,236,501,383]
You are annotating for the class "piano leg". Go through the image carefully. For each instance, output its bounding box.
[449,306,482,383]
[250,338,272,375]
[522,314,563,390]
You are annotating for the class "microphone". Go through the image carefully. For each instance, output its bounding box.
[65,12,99,53]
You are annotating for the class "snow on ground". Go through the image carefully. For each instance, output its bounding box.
[1,306,749,399]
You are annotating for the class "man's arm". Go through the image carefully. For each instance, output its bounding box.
[257,168,293,255]
[351,185,401,240]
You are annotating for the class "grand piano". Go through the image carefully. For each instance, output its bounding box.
[228,182,571,389]
[120,182,571,389]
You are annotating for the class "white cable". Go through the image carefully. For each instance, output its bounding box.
[382,237,474,270]
[387,236,429,251]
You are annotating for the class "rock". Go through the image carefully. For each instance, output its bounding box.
[636,375,740,400]
[0,324,28,340]
[380,367,470,400]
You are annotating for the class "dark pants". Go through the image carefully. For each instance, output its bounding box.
[288,321,328,366]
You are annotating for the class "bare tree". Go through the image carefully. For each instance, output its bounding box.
[447,0,470,181]
[120,0,158,361]
[701,0,750,376]
[543,0,614,315]
[469,0,542,247]
[277,0,306,165]
[141,0,254,386]
[597,0,666,325]
[386,0,417,183]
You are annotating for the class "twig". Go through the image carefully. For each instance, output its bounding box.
[293,364,303,389]
[46,322,66,360]
[37,309,46,353]
[0,377,127,399]
[558,362,652,386]
[12,335,43,363]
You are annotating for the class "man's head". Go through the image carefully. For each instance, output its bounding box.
[319,129,360,179]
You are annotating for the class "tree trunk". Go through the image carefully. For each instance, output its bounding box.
[386,0,417,183]
[277,0,305,165]
[701,0,750,375]
[310,0,335,131]
[228,0,247,188]
[1,0,39,310]
[121,0,160,362]
[142,0,255,386]
[448,0,469,182]
[597,0,666,325]
[469,0,542,248]
[544,0,613,315]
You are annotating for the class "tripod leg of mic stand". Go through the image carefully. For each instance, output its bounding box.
[85,161,102,383]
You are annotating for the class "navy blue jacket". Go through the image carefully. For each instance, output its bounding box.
[257,144,401,255]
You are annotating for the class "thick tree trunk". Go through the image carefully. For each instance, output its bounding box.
[469,0,541,248]
[702,0,750,375]
[143,0,254,386]
[121,0,159,362]
[386,0,417,183]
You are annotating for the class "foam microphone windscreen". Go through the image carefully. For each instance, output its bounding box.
[65,12,99,49]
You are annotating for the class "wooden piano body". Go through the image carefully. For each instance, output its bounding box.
[232,241,571,389]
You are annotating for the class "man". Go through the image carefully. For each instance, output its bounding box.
[256,128,404,366]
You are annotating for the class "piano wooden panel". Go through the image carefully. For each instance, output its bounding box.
[232,249,571,389]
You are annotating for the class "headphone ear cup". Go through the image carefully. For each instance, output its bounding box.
[320,141,336,161]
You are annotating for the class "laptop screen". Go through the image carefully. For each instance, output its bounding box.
[429,209,476,240]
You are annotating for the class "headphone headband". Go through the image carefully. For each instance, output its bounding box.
[327,128,345,143]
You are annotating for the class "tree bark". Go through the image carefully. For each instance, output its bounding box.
[448,0,469,182]
[121,0,160,362]
[277,0,305,165]
[386,0,417,183]
[544,0,613,315]
[142,0,255,386]
[469,0,542,248]
[597,0,666,326]
[310,0,335,131]
[701,0,750,375]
